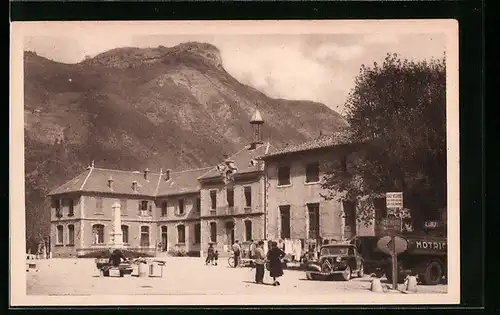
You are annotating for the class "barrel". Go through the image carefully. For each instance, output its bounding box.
[138,262,148,277]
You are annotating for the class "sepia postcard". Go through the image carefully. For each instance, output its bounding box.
[10,19,459,306]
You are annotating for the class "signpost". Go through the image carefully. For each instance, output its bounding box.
[384,192,403,290]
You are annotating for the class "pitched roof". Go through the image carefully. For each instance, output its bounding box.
[198,142,276,180]
[48,167,162,197]
[259,131,354,160]
[156,167,213,196]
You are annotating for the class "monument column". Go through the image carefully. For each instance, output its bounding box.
[110,202,124,248]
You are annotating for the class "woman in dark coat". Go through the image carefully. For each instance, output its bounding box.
[266,241,286,286]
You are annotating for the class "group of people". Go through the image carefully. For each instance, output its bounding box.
[207,239,286,286]
[252,240,286,286]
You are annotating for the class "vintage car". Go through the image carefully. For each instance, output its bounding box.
[305,244,364,281]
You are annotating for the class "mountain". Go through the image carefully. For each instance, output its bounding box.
[23,42,348,250]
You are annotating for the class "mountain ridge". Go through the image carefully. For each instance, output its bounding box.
[23,42,348,250]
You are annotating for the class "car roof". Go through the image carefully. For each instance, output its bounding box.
[321,243,355,248]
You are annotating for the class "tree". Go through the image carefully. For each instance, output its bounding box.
[321,53,446,230]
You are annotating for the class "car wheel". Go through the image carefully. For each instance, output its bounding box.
[422,261,443,285]
[341,265,351,281]
[306,272,313,280]
[357,263,364,278]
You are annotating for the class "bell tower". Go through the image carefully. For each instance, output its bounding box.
[250,108,264,149]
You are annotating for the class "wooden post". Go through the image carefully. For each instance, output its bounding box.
[391,233,398,290]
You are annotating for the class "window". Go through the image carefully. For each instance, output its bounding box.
[194,223,201,244]
[178,199,185,215]
[210,190,217,210]
[210,222,217,242]
[56,225,64,244]
[244,187,252,207]
[161,201,168,216]
[244,220,252,242]
[226,188,234,207]
[279,205,291,239]
[92,224,104,244]
[343,200,357,236]
[278,166,291,186]
[161,226,168,251]
[305,162,320,183]
[120,199,128,215]
[139,200,148,216]
[53,198,61,217]
[341,156,348,172]
[121,225,129,243]
[68,199,74,216]
[95,197,103,213]
[307,203,320,240]
[67,225,75,245]
[140,226,150,247]
[177,225,186,244]
[195,198,201,213]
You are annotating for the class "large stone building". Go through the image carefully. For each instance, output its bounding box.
[47,109,379,258]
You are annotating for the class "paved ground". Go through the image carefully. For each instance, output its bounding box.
[26,257,447,296]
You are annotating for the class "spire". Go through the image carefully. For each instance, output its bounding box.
[249,108,264,149]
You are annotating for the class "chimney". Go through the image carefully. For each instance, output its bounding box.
[165,169,171,181]
[107,176,114,190]
[144,168,149,180]
[132,181,138,192]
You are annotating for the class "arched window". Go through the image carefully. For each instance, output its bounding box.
[194,223,201,244]
[56,225,64,244]
[67,225,75,245]
[121,225,129,244]
[92,224,104,244]
[140,226,150,247]
[210,222,217,243]
[177,224,186,244]
[244,220,252,242]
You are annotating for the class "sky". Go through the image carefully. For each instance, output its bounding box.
[23,24,446,115]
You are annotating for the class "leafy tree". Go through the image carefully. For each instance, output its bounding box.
[321,53,446,230]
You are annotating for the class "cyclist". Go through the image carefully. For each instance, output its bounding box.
[232,240,241,267]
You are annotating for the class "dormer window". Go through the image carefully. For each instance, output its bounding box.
[53,198,62,218]
[132,181,138,192]
[305,162,320,183]
[277,165,291,186]
[139,200,149,216]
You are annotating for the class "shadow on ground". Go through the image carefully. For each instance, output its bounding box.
[242,281,274,286]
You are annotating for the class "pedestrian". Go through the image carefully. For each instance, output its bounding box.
[249,240,256,259]
[205,243,215,265]
[254,241,265,284]
[108,248,127,267]
[267,241,286,286]
[213,250,219,265]
[232,240,241,267]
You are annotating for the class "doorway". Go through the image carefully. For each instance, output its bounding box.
[225,221,235,246]
[161,226,168,251]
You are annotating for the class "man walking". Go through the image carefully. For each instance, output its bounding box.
[254,241,265,284]
[232,240,241,267]
[249,240,256,259]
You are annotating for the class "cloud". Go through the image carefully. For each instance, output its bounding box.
[362,33,400,44]
[217,40,350,106]
[311,43,365,61]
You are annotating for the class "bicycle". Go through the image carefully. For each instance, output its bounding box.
[228,255,255,268]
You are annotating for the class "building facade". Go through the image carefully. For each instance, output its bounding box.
[48,109,380,258]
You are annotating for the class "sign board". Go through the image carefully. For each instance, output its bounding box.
[381,217,402,234]
[424,221,439,229]
[377,235,408,255]
[386,192,403,209]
